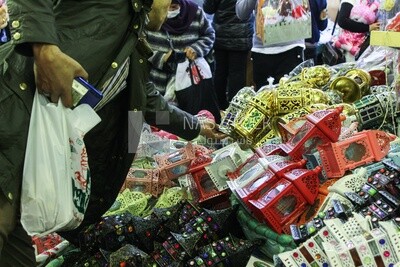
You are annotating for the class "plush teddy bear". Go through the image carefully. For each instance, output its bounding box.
[334,0,379,56]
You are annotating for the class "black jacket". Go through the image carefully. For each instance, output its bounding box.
[3,0,201,232]
[203,0,254,51]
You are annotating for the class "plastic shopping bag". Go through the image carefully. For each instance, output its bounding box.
[175,57,212,91]
[21,91,101,236]
[256,0,312,45]
[174,58,221,122]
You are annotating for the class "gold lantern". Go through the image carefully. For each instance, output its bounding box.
[300,66,331,88]
[232,87,330,146]
[329,68,372,104]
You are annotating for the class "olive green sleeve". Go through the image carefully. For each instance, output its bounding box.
[7,0,58,56]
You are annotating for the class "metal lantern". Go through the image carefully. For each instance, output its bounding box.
[300,65,331,88]
[219,86,256,136]
[352,91,397,131]
[231,89,274,144]
[274,104,328,142]
[329,68,372,104]
[232,87,329,145]
[249,167,321,234]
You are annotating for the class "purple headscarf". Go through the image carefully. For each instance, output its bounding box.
[161,0,198,35]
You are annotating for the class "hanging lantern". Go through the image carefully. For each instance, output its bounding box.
[279,107,344,161]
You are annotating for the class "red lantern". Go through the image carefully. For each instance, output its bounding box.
[279,107,343,161]
[124,168,162,197]
[155,142,195,181]
[249,167,321,234]
[318,130,395,178]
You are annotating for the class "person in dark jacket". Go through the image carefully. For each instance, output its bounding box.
[304,0,328,64]
[0,0,224,266]
[203,0,254,110]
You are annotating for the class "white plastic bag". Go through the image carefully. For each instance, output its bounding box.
[21,91,101,236]
[175,57,212,91]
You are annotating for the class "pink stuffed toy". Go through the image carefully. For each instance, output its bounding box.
[334,0,379,56]
[350,1,379,24]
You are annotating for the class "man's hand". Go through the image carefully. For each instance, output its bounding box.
[0,2,8,29]
[33,44,88,107]
[199,119,227,140]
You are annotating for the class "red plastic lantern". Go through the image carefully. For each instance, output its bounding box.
[318,130,395,178]
[279,107,343,161]
[249,167,321,234]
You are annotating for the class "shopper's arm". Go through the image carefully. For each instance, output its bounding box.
[337,2,369,33]
[143,82,225,140]
[8,0,87,107]
[316,0,328,31]
[187,8,215,59]
[236,0,257,20]
[8,0,59,56]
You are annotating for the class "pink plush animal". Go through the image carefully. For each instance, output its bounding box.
[334,0,379,56]
[350,0,379,24]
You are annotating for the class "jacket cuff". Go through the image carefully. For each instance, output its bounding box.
[8,3,58,56]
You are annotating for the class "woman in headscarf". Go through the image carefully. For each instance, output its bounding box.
[146,0,217,119]
[146,0,214,91]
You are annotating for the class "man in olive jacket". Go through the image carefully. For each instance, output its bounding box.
[0,0,224,265]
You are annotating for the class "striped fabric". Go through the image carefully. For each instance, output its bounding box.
[95,57,130,111]
[146,7,215,95]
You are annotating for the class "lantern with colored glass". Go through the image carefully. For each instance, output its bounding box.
[232,86,329,146]
[353,91,397,131]
[249,167,321,234]
[219,86,256,137]
[318,130,395,178]
[279,106,344,161]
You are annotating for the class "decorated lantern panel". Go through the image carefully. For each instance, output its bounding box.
[353,91,397,131]
[235,169,278,207]
[279,107,343,160]
[192,168,228,203]
[124,168,162,197]
[155,142,195,181]
[318,130,395,178]
[205,143,253,191]
[219,87,256,136]
[249,179,308,234]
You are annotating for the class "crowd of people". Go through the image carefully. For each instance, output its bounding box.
[0,0,382,265]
